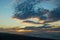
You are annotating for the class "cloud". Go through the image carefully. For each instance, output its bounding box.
[13,0,60,24]
[13,2,49,19]
[51,28,60,31]
[13,0,45,19]
[50,7,60,22]
[23,20,41,24]
[12,17,44,27]
[23,26,60,32]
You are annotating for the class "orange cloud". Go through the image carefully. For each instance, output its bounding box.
[12,17,60,29]
[12,17,24,22]
[12,17,44,28]
[16,29,34,33]
[25,17,45,24]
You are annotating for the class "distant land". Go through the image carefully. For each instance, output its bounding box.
[0,32,56,40]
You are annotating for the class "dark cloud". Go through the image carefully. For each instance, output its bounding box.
[51,28,60,31]
[24,26,60,31]
[23,20,41,24]
[13,0,60,23]
[50,7,60,22]
[23,25,52,30]
[13,0,47,20]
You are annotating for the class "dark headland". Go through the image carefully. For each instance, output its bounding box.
[0,32,57,40]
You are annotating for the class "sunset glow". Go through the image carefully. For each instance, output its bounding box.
[16,30,34,32]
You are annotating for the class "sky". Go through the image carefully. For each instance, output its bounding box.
[0,0,21,28]
[0,0,60,28]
